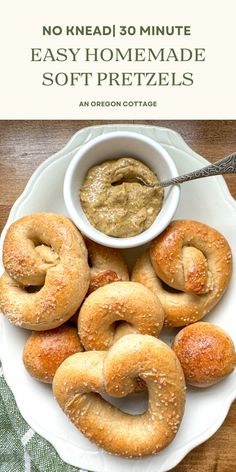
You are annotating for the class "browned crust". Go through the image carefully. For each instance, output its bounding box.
[88,270,121,295]
[0,213,90,329]
[69,240,129,326]
[172,322,236,387]
[53,334,186,457]
[78,281,164,351]
[85,238,129,284]
[132,220,232,327]
[23,325,84,383]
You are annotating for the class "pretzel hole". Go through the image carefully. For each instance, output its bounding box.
[161,281,182,294]
[31,238,51,249]
[25,285,43,293]
[34,244,59,265]
[31,237,52,250]
[112,320,136,338]
[31,237,42,246]
[101,390,148,414]
[113,320,128,328]
[87,254,93,268]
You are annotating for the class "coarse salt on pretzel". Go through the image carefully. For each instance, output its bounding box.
[78,281,164,351]
[53,334,185,457]
[132,220,232,327]
[0,213,90,330]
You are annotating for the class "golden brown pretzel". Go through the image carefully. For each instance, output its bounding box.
[0,213,90,330]
[132,220,232,327]
[69,240,129,326]
[78,281,164,351]
[86,238,129,294]
[23,325,84,383]
[53,334,185,457]
[172,322,236,387]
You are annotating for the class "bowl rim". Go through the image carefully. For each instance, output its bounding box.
[63,130,180,248]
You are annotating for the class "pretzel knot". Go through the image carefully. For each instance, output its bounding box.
[78,281,164,351]
[0,213,90,330]
[53,334,185,457]
[132,220,232,327]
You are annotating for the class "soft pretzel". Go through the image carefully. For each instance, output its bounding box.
[132,220,232,327]
[53,334,185,457]
[78,281,164,351]
[172,322,236,387]
[0,213,90,330]
[69,239,129,326]
[86,238,129,294]
[23,325,84,383]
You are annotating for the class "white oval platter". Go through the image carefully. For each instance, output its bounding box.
[0,124,236,472]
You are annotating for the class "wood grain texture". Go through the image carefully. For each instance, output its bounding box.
[0,120,236,471]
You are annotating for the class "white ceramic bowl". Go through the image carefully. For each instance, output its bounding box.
[63,131,180,248]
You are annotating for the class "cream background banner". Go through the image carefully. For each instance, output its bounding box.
[0,0,235,119]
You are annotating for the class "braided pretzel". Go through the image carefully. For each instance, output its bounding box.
[53,334,185,457]
[78,281,164,351]
[0,213,90,330]
[132,220,232,327]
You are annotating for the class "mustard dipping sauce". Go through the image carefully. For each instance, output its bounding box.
[80,157,164,238]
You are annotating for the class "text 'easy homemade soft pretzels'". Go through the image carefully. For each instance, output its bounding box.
[78,281,164,351]
[53,334,186,457]
[0,213,90,330]
[132,220,232,327]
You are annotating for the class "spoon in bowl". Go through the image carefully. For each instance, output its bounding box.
[140,152,236,188]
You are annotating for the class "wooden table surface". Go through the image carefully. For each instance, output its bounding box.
[0,120,236,471]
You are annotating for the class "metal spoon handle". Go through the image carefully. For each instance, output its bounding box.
[160,152,236,188]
